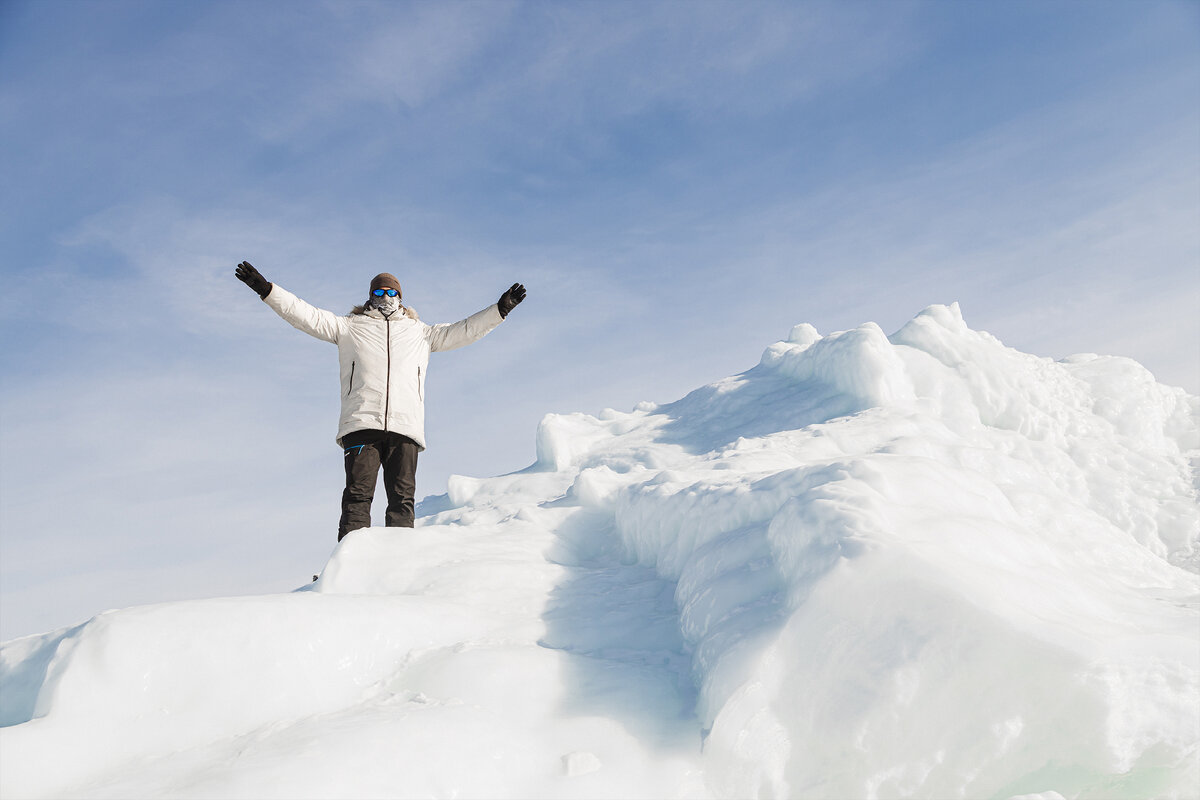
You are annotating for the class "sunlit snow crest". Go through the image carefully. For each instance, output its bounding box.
[2,304,1197,800]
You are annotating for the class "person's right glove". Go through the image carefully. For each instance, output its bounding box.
[235,261,272,299]
[498,283,526,318]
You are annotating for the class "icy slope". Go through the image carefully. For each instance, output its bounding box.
[1,303,1197,800]
[0,512,703,799]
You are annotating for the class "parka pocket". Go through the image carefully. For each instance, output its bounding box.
[347,361,356,396]
[417,366,423,401]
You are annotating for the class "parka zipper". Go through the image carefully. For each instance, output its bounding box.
[347,361,355,396]
[418,366,423,401]
[383,319,391,431]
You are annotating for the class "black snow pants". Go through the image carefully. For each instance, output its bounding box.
[338,429,419,540]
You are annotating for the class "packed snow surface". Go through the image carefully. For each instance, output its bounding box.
[2,304,1198,799]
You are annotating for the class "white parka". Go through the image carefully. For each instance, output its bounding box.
[263,284,505,449]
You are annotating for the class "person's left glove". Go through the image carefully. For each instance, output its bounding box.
[498,282,526,318]
[235,261,272,299]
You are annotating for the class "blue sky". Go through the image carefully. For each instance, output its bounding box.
[2,0,1197,640]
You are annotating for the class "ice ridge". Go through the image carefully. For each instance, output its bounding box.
[2,303,1197,800]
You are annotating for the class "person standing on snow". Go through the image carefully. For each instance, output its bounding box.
[234,261,526,540]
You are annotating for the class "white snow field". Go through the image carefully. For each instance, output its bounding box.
[1,303,1197,800]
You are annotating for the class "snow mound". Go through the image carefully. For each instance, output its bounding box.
[3,304,1197,800]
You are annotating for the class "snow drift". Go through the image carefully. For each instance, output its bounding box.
[2,303,1197,799]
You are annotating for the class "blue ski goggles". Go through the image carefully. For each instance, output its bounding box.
[372,288,400,297]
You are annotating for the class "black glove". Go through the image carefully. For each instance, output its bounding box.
[235,261,272,299]
[498,282,526,318]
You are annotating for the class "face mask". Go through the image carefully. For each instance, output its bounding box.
[368,293,401,315]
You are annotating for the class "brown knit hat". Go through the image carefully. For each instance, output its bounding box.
[370,273,402,295]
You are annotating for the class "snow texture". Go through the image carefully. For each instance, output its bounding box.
[2,304,1197,799]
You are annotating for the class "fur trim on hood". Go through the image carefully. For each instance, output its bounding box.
[350,303,420,321]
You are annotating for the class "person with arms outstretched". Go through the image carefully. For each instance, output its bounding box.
[235,261,526,540]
